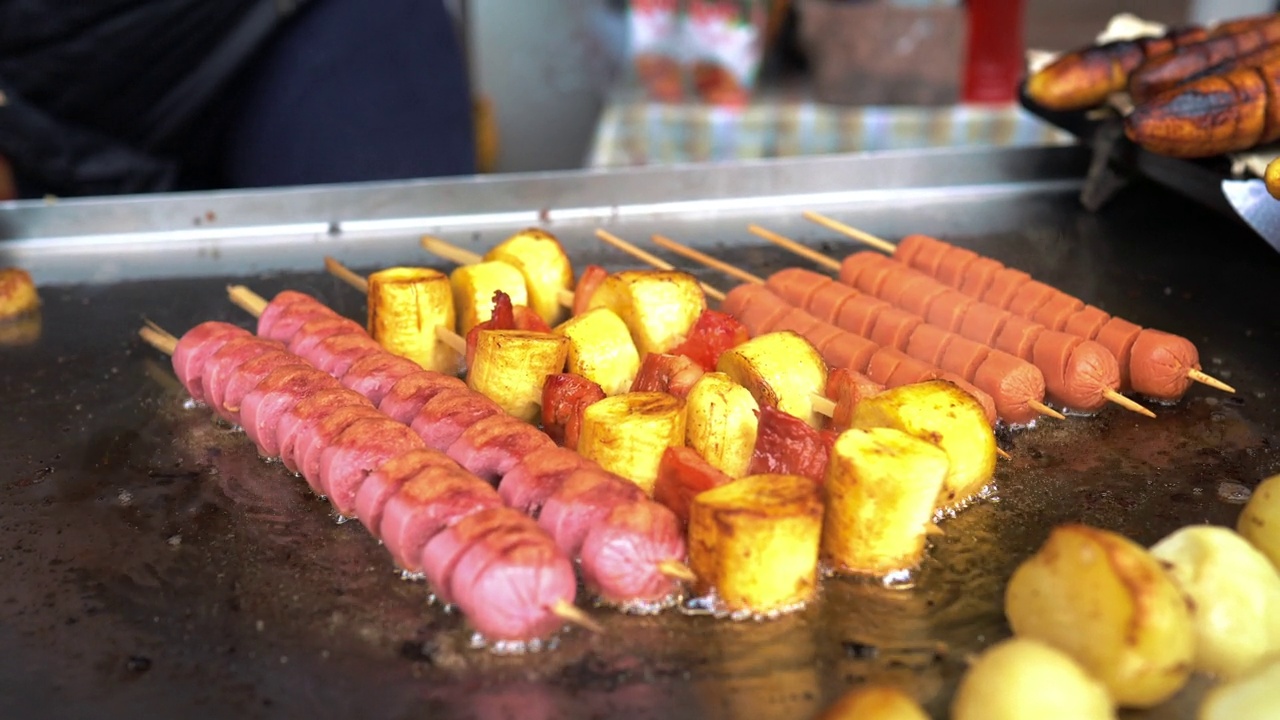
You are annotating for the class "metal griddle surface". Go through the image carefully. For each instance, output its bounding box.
[1,147,1278,720]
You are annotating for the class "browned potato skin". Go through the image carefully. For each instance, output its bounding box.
[1124,67,1271,158]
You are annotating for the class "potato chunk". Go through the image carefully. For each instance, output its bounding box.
[586,269,705,356]
[1004,524,1194,708]
[685,371,759,478]
[484,228,574,327]
[850,379,995,512]
[1150,525,1280,678]
[577,392,686,494]
[0,267,40,320]
[717,331,828,429]
[816,685,929,720]
[1238,473,1280,572]
[1200,656,1280,720]
[367,267,460,375]
[553,307,640,396]
[451,261,528,336]
[688,473,823,615]
[465,329,568,423]
[951,637,1116,720]
[822,427,949,577]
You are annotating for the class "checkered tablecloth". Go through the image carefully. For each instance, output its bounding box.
[587,98,1076,167]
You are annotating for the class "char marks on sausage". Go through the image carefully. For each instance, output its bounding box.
[580,501,686,605]
[318,417,426,515]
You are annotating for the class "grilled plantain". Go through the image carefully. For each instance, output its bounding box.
[817,686,930,720]
[951,638,1116,720]
[465,329,568,422]
[586,269,705,356]
[1238,472,1280,569]
[552,307,641,396]
[367,267,460,375]
[688,473,823,615]
[0,267,40,321]
[484,228,574,327]
[451,261,529,336]
[716,330,828,430]
[577,391,686,494]
[684,371,759,479]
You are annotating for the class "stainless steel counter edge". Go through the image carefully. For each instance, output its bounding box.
[0,145,1087,285]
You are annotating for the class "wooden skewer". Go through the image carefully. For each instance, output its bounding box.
[652,233,1066,425]
[594,229,726,302]
[550,599,605,635]
[139,325,178,356]
[748,224,1158,419]
[322,257,465,355]
[799,210,1236,395]
[420,235,577,310]
[657,559,698,583]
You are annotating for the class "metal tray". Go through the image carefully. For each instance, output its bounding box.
[2,145,1278,720]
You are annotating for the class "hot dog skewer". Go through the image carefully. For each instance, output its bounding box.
[747,223,1157,419]
[137,321,603,642]
[796,211,1235,398]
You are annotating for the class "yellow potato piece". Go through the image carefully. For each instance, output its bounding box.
[850,380,996,512]
[577,391,685,494]
[822,427,949,577]
[684,371,759,479]
[951,637,1116,720]
[586,269,704,356]
[450,260,528,336]
[688,473,823,615]
[1200,656,1280,720]
[1005,524,1194,708]
[1150,525,1280,678]
[717,331,828,429]
[1238,473,1280,572]
[367,267,460,375]
[465,329,568,423]
[484,228,574,326]
[816,685,929,720]
[0,267,40,320]
[553,307,640,396]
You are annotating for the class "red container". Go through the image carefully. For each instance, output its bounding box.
[962,0,1026,103]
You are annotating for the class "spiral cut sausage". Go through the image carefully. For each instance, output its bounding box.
[891,235,1203,401]
[246,290,687,608]
[722,283,999,426]
[1128,16,1280,102]
[759,267,1049,426]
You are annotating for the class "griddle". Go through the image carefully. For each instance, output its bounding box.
[1,145,1277,720]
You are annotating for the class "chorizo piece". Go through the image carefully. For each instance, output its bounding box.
[825,367,884,432]
[747,404,836,483]
[653,446,732,526]
[542,373,606,447]
[1128,329,1199,400]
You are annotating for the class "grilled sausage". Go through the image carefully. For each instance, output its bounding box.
[1025,26,1209,111]
[381,463,506,573]
[579,501,686,606]
[1129,17,1280,102]
[377,370,469,425]
[497,446,598,517]
[286,316,366,358]
[541,373,606,448]
[201,336,284,416]
[295,404,386,494]
[340,353,422,406]
[410,387,505,452]
[241,365,340,458]
[257,294,337,342]
[275,388,375,474]
[172,321,251,403]
[217,350,307,425]
[446,414,555,485]
[354,448,458,537]
[317,416,426,515]
[537,467,647,556]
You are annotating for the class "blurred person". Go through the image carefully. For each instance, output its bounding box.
[0,0,475,199]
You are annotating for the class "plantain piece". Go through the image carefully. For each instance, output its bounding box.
[450,260,529,336]
[850,380,996,512]
[816,685,929,720]
[465,329,568,423]
[552,307,641,396]
[1128,20,1280,103]
[1238,472,1280,569]
[367,267,460,375]
[577,391,686,494]
[822,428,949,577]
[951,637,1116,720]
[484,228,574,327]
[1005,524,1195,709]
[684,371,759,479]
[1267,156,1280,200]
[1199,655,1280,720]
[716,330,828,430]
[586,269,705,356]
[1150,525,1280,678]
[688,473,823,615]
[1024,27,1207,112]
[0,267,40,321]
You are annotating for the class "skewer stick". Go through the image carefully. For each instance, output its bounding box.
[746,224,841,271]
[227,284,268,317]
[594,229,726,301]
[657,559,698,583]
[549,600,605,635]
[139,325,178,355]
[421,235,577,310]
[1101,389,1157,418]
[800,211,1236,395]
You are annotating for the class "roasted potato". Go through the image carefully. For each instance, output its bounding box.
[484,228,574,327]
[0,267,39,320]
[1199,656,1280,720]
[822,427,949,577]
[717,331,827,429]
[553,307,640,396]
[451,261,528,336]
[688,473,823,615]
[577,391,686,495]
[465,329,568,423]
[684,371,759,478]
[951,637,1116,720]
[1238,473,1280,571]
[850,380,996,512]
[816,685,929,720]
[1150,525,1280,678]
[586,269,705,356]
[367,267,460,375]
[1005,524,1195,708]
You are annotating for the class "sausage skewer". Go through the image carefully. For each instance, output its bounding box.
[795,211,1235,398]
[137,322,602,642]
[649,233,1063,425]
